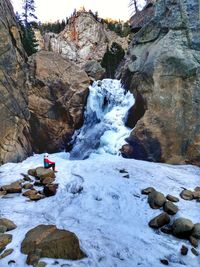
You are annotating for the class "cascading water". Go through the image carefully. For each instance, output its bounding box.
[69,79,135,159]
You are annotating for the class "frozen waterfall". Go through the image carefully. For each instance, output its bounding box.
[69,79,135,159]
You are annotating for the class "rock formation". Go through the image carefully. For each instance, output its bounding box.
[120,0,200,164]
[42,11,129,67]
[28,51,90,153]
[0,0,32,163]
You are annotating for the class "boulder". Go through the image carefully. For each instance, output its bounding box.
[0,248,13,259]
[119,0,200,164]
[0,218,17,231]
[43,184,58,197]
[172,218,194,237]
[191,248,199,256]
[189,236,198,248]
[180,245,188,256]
[1,182,22,193]
[0,191,6,197]
[194,187,200,192]
[0,234,12,250]
[180,190,194,201]
[82,60,105,80]
[193,191,200,199]
[35,167,55,180]
[21,225,85,260]
[166,194,179,203]
[23,189,38,197]
[29,194,45,201]
[28,169,36,177]
[163,201,178,215]
[41,177,55,186]
[191,223,200,239]
[26,249,41,266]
[148,191,166,209]
[149,212,170,229]
[141,187,156,195]
[23,183,33,190]
[28,51,90,153]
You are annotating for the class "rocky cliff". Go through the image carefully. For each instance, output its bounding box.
[0,0,32,163]
[28,51,90,153]
[43,12,129,67]
[120,0,200,164]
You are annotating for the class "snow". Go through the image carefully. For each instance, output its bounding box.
[0,152,200,267]
[70,79,134,159]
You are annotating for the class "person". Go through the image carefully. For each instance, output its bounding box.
[44,153,57,172]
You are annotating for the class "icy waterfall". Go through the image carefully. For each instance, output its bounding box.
[70,79,135,159]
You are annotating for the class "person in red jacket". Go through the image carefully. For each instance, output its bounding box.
[44,154,57,172]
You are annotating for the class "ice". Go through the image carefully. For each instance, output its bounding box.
[70,79,134,159]
[0,153,200,267]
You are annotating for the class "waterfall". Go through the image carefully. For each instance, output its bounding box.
[69,79,135,159]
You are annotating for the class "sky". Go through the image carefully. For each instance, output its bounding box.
[11,0,145,22]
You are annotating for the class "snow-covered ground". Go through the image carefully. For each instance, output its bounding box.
[0,152,200,267]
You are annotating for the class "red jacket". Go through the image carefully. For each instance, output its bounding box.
[44,158,55,167]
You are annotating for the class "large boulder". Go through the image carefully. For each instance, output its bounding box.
[149,212,170,229]
[1,181,22,193]
[21,225,85,260]
[119,0,200,164]
[82,60,105,80]
[148,190,166,209]
[0,0,32,163]
[0,218,17,231]
[172,218,194,237]
[28,51,90,153]
[0,234,12,250]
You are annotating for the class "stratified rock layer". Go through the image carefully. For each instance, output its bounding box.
[120,0,200,164]
[0,0,32,163]
[28,51,90,153]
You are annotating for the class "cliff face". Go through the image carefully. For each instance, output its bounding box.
[43,12,129,66]
[120,0,200,164]
[0,0,32,163]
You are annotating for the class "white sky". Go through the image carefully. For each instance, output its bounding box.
[11,0,145,22]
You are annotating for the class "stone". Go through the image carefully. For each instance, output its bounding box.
[82,60,105,80]
[23,189,37,198]
[180,245,188,256]
[0,226,7,233]
[161,225,173,235]
[119,0,200,165]
[0,218,17,231]
[148,191,166,209]
[163,201,178,215]
[26,249,41,266]
[0,234,12,250]
[1,182,22,193]
[36,262,47,267]
[193,191,200,199]
[172,218,194,237]
[43,184,58,197]
[194,187,200,192]
[0,248,14,259]
[21,174,33,182]
[35,167,55,180]
[191,223,200,239]
[166,194,179,203]
[41,177,55,186]
[0,0,32,164]
[0,191,7,197]
[21,225,85,260]
[28,169,36,177]
[189,236,198,248]
[34,181,43,187]
[180,190,194,201]
[28,51,90,153]
[160,259,169,265]
[141,187,156,195]
[149,212,170,229]
[23,183,33,190]
[29,194,45,201]
[191,248,199,256]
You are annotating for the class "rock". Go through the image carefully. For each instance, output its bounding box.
[1,182,22,193]
[160,259,169,265]
[0,0,32,164]
[43,184,58,197]
[28,169,36,177]
[180,190,194,200]
[0,191,7,197]
[149,212,170,229]
[21,174,33,182]
[141,187,156,195]
[23,183,33,190]
[172,218,194,237]
[166,194,179,203]
[193,191,200,199]
[191,248,199,256]
[189,236,198,248]
[26,249,41,266]
[123,175,130,179]
[163,201,178,215]
[36,262,47,267]
[34,181,43,187]
[0,226,7,233]
[23,189,38,198]
[82,60,105,80]
[21,225,85,260]
[180,245,188,256]
[119,169,128,174]
[35,167,55,180]
[191,223,200,239]
[119,0,200,164]
[41,177,55,186]
[194,187,200,192]
[0,234,12,250]
[28,51,90,153]
[0,248,14,259]
[148,191,166,209]
[0,218,17,231]
[29,194,45,201]
[161,225,173,235]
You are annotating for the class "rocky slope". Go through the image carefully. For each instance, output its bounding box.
[120,0,200,164]
[0,0,32,163]
[28,51,90,153]
[43,11,129,67]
